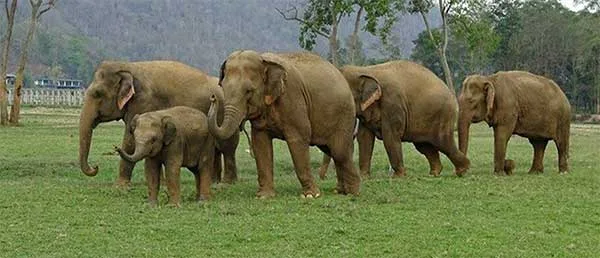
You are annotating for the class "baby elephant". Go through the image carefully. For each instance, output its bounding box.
[115,106,215,207]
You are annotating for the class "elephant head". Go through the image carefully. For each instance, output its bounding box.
[340,68,383,134]
[208,51,287,139]
[79,62,137,176]
[116,114,176,163]
[457,75,496,155]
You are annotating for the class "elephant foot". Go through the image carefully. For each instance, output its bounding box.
[147,199,158,208]
[256,188,276,199]
[301,187,321,199]
[429,169,442,177]
[493,170,507,176]
[196,193,211,202]
[504,159,515,175]
[165,202,182,208]
[392,168,406,178]
[360,171,371,179]
[454,165,469,177]
[114,178,132,191]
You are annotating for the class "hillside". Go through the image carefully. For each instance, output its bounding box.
[2,0,440,82]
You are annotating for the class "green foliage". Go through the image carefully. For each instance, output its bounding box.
[360,0,405,45]
[410,0,600,111]
[2,108,600,256]
[298,0,355,51]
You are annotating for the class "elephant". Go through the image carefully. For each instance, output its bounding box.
[340,61,470,177]
[458,71,571,175]
[208,50,361,198]
[79,61,239,187]
[115,106,214,207]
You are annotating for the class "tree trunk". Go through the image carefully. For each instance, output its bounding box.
[439,48,454,94]
[350,6,363,65]
[0,0,18,126]
[438,0,455,94]
[9,0,43,125]
[329,12,339,66]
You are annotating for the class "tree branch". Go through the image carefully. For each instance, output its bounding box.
[37,0,55,19]
[275,6,329,38]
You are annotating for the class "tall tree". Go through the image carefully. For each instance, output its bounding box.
[9,0,56,125]
[0,0,18,126]
[277,0,404,66]
[409,0,458,92]
[276,0,354,66]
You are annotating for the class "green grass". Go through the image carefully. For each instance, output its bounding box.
[1,107,599,257]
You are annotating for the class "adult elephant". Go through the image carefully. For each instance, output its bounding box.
[458,71,571,175]
[341,61,470,177]
[208,50,361,198]
[79,61,239,186]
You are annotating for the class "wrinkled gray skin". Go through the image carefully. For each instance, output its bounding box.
[458,71,571,175]
[79,61,239,187]
[116,106,214,207]
[208,50,361,198]
[338,61,470,177]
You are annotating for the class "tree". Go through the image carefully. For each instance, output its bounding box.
[276,0,354,66]
[9,0,56,125]
[0,0,18,126]
[277,0,404,66]
[409,0,458,92]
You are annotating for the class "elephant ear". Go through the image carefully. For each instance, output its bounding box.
[262,57,287,106]
[484,81,495,120]
[218,60,226,87]
[359,75,382,111]
[117,71,135,110]
[162,116,177,146]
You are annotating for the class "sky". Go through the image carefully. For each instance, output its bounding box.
[559,0,586,11]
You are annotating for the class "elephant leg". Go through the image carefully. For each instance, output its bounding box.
[252,129,275,198]
[414,142,442,177]
[197,146,215,201]
[382,123,405,177]
[318,154,331,180]
[144,158,161,207]
[286,137,320,198]
[554,127,571,173]
[116,128,136,188]
[221,133,239,184]
[164,159,183,207]
[212,151,223,183]
[328,137,361,196]
[528,138,548,174]
[493,125,512,175]
[436,135,470,176]
[357,124,375,178]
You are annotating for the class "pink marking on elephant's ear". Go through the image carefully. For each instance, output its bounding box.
[264,95,274,105]
[360,84,382,111]
[118,85,135,110]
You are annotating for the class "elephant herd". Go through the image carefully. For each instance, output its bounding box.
[78,50,571,207]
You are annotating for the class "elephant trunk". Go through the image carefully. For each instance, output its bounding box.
[116,144,150,163]
[208,90,245,140]
[458,109,472,155]
[79,100,99,177]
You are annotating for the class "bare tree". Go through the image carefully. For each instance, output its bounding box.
[410,0,457,93]
[0,0,18,126]
[9,0,56,125]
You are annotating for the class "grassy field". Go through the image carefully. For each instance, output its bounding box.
[0,107,599,257]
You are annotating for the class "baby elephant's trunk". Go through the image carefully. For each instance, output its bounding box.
[115,145,149,163]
